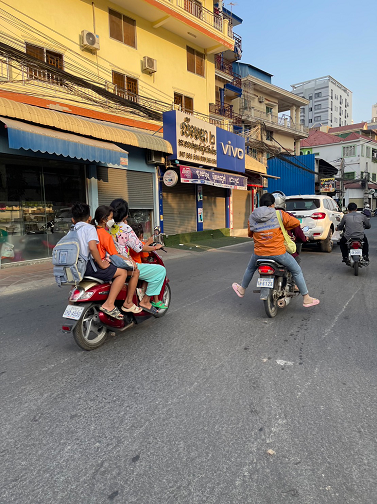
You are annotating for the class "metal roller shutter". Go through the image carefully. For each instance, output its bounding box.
[97,168,154,209]
[233,189,251,229]
[203,185,226,230]
[163,183,196,235]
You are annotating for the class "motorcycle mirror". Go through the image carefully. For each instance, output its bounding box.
[154,226,161,235]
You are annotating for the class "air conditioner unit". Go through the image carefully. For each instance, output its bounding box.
[146,150,165,165]
[81,30,100,50]
[142,56,157,74]
[258,96,265,103]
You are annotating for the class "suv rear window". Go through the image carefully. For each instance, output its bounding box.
[286,199,320,211]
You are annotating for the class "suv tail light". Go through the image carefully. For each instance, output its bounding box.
[311,212,326,219]
[258,265,275,275]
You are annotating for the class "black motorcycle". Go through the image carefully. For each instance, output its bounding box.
[345,238,368,276]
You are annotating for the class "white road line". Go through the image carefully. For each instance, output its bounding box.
[322,286,362,338]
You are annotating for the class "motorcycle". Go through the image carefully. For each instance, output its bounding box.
[61,228,170,350]
[344,238,368,276]
[254,259,300,318]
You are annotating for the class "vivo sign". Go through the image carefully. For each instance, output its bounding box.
[163,110,245,173]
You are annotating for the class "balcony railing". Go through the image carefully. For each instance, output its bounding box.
[227,25,242,56]
[176,0,223,31]
[215,55,242,88]
[209,100,242,125]
[242,107,309,134]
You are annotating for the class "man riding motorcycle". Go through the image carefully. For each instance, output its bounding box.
[337,202,371,263]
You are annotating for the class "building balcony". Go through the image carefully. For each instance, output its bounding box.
[215,55,241,89]
[222,25,242,61]
[209,100,242,125]
[241,107,309,138]
[110,0,234,52]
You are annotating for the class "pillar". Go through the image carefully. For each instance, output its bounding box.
[196,185,203,231]
[87,164,98,216]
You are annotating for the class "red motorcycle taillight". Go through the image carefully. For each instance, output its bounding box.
[351,242,361,249]
[311,212,326,219]
[258,265,275,275]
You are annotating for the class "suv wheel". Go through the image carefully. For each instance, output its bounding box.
[320,229,333,253]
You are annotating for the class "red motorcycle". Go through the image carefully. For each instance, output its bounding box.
[61,242,170,351]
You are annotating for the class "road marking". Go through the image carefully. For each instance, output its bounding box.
[322,286,362,338]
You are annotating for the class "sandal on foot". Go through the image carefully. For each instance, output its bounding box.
[303,298,320,308]
[136,288,146,302]
[121,304,143,314]
[100,306,124,320]
[140,305,160,317]
[232,282,244,298]
[151,301,168,309]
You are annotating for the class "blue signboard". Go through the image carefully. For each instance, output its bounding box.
[163,110,245,174]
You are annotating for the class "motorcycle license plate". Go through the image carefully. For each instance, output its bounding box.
[350,249,362,256]
[63,305,85,320]
[257,278,274,288]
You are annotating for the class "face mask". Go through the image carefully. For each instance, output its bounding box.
[106,219,115,229]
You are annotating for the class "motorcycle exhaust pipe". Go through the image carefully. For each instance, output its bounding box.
[277,297,291,308]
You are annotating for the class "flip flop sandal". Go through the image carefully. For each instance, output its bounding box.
[121,304,143,314]
[136,288,146,301]
[232,282,244,298]
[100,306,124,320]
[303,298,320,308]
[140,305,160,317]
[151,301,168,309]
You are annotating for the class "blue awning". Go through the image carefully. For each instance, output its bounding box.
[0,116,128,166]
[224,83,242,97]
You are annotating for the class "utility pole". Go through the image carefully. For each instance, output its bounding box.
[363,161,369,207]
[340,157,345,210]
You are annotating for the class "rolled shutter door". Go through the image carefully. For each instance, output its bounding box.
[203,186,226,229]
[233,189,251,228]
[163,183,196,235]
[97,168,154,209]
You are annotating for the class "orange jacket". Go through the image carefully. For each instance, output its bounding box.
[248,207,300,256]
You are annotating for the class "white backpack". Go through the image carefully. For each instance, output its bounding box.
[52,224,89,287]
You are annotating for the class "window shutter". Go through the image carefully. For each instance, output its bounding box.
[195,51,205,76]
[187,46,195,73]
[98,167,128,205]
[109,9,123,42]
[184,96,193,113]
[174,93,183,109]
[127,171,154,209]
[123,15,136,47]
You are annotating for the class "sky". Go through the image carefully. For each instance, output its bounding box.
[231,0,376,122]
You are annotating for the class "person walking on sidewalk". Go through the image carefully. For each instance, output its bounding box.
[232,193,319,308]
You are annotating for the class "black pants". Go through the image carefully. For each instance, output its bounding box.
[339,235,369,259]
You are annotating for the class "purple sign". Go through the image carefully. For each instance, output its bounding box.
[180,166,247,190]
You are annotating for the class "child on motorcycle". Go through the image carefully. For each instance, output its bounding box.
[71,202,127,321]
[91,205,142,315]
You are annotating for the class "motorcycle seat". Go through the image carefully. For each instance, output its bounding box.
[83,276,105,284]
[256,259,285,268]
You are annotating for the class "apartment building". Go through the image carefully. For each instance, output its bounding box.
[291,76,352,129]
[0,0,248,263]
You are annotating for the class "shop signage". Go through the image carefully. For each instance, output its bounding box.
[180,166,247,190]
[163,169,178,187]
[320,177,335,192]
[163,110,245,173]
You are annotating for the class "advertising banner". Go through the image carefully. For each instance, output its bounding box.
[180,166,247,190]
[320,177,335,192]
[163,110,245,173]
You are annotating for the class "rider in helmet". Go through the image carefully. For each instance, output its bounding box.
[272,191,307,263]
[363,203,372,219]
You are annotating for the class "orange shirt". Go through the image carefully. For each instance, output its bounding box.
[129,241,149,263]
[96,227,119,260]
[248,210,300,256]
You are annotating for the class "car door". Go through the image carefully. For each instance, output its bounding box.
[327,198,342,228]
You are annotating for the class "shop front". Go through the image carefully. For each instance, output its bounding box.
[161,110,247,235]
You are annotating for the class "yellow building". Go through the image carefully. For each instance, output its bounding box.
[0,0,248,263]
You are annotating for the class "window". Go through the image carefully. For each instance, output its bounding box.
[308,94,312,100]
[309,107,312,112]
[340,107,342,115]
[361,145,365,156]
[331,89,333,98]
[112,71,138,102]
[373,173,376,182]
[314,92,322,98]
[309,119,312,123]
[314,116,321,121]
[343,145,356,157]
[25,43,63,84]
[187,46,205,76]
[266,106,273,115]
[109,9,136,48]
[331,113,332,122]
[174,92,193,113]
[366,146,371,157]
[340,96,343,104]
[251,148,258,159]
[343,172,355,180]
[266,130,273,141]
[331,101,333,111]
[314,104,321,110]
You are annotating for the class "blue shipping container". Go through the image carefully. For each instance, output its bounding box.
[267,155,315,196]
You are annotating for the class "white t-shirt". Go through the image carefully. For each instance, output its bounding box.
[75,222,99,259]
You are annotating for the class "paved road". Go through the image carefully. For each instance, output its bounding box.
[1,229,377,504]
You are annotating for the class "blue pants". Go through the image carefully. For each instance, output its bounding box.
[138,263,166,297]
[241,252,308,296]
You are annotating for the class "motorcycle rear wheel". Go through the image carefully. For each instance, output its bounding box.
[73,303,108,351]
[264,292,278,318]
[354,261,359,276]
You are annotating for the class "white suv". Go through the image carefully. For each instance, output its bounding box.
[285,195,343,253]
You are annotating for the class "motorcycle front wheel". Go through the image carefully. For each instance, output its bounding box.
[264,291,278,318]
[73,303,108,351]
[156,283,171,318]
